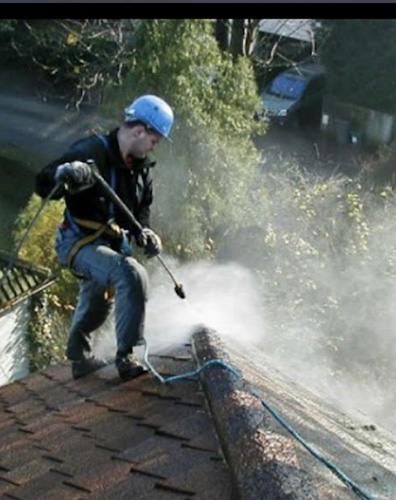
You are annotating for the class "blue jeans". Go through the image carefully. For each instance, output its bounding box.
[55,226,148,360]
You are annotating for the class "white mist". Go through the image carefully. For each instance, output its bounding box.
[93,257,266,358]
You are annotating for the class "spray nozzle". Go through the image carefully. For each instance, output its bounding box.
[174,283,186,299]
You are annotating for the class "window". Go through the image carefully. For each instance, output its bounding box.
[269,74,307,100]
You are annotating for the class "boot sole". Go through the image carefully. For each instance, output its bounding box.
[118,366,147,381]
[72,361,107,380]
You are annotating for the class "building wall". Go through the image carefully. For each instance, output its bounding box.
[321,97,396,147]
[0,301,30,386]
[366,110,394,145]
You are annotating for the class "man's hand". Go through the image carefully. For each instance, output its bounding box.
[136,228,162,258]
[55,161,94,185]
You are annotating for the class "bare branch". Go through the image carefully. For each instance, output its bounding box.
[9,19,138,107]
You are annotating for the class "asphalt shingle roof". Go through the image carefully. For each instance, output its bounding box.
[0,344,233,500]
[3,328,395,500]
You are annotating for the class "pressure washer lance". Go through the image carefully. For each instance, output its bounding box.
[155,254,186,299]
[89,163,186,300]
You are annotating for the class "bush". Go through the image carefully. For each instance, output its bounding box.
[222,156,396,392]
[13,193,79,308]
[12,194,76,369]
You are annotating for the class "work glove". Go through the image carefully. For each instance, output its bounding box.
[55,161,94,185]
[136,228,162,258]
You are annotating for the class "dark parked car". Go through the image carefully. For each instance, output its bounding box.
[259,61,326,127]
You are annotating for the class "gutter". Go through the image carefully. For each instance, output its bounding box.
[0,276,58,318]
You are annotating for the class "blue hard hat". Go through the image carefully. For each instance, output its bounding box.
[124,95,174,140]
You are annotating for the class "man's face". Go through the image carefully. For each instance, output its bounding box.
[129,126,161,160]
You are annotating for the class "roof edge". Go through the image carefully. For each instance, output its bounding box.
[191,327,319,500]
[0,275,57,316]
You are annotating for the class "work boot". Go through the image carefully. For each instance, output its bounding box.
[71,357,108,380]
[116,351,146,381]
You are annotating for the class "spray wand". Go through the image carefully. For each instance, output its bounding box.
[155,254,186,299]
[89,163,186,300]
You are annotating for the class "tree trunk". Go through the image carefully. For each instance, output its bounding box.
[230,19,245,59]
[215,19,231,52]
[227,19,260,59]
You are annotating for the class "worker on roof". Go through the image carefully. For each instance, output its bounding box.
[35,95,174,381]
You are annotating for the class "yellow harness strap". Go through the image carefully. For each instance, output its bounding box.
[66,217,122,269]
[73,217,122,236]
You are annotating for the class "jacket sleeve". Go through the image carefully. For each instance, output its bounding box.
[135,171,153,230]
[35,137,105,200]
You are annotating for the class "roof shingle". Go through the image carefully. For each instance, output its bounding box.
[0,345,233,500]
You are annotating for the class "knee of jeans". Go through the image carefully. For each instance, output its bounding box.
[115,257,148,297]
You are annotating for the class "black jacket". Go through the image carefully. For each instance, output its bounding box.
[35,129,155,240]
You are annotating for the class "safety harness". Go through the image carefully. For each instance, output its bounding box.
[64,135,123,270]
[65,212,122,269]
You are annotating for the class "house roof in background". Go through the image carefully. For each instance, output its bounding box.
[0,250,56,315]
[259,19,317,43]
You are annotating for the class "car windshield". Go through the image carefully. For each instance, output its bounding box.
[267,74,307,100]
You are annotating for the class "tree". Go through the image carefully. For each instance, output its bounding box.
[13,19,266,369]
[318,19,396,112]
[13,18,266,274]
[104,19,265,258]
[1,19,139,107]
[15,19,266,267]
[215,19,260,59]
[0,19,17,33]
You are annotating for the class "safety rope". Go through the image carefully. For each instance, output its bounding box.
[250,386,376,500]
[2,174,377,500]
[0,182,61,290]
[142,339,376,500]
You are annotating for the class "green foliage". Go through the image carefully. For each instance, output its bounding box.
[27,294,71,371]
[223,157,396,385]
[0,19,17,33]
[0,152,67,371]
[107,20,263,137]
[12,19,267,369]
[0,20,18,61]
[105,19,266,259]
[13,193,78,308]
[12,194,78,370]
[318,19,396,112]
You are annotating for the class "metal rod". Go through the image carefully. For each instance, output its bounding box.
[92,168,144,234]
[91,167,186,299]
[156,254,179,286]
